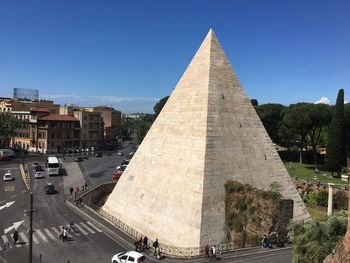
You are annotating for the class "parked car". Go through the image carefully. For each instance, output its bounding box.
[45,182,55,194]
[121,159,130,165]
[112,170,123,180]
[111,251,148,263]
[117,152,123,156]
[116,164,128,172]
[34,171,45,179]
[3,171,14,181]
[74,157,83,162]
[129,152,134,157]
[94,152,102,157]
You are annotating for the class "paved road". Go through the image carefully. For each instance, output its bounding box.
[0,153,129,263]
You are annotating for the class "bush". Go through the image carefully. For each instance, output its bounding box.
[290,210,347,263]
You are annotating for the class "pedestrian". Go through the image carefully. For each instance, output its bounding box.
[134,238,140,251]
[262,234,268,248]
[143,235,148,249]
[211,245,217,260]
[59,226,64,240]
[69,187,74,196]
[81,184,84,191]
[13,229,18,244]
[76,186,80,193]
[139,235,143,250]
[204,244,209,258]
[85,183,88,189]
[63,227,68,242]
[68,222,76,233]
[153,238,159,256]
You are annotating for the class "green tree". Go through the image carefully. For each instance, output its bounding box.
[129,116,153,144]
[0,112,21,148]
[250,99,258,107]
[326,89,345,177]
[344,103,350,175]
[308,103,332,169]
[290,210,347,263]
[256,103,286,145]
[282,103,313,163]
[153,96,169,119]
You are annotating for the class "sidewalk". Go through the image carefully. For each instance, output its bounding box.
[65,195,292,263]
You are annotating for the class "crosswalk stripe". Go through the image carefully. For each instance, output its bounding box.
[19,232,29,246]
[80,222,95,234]
[32,232,40,244]
[44,228,56,241]
[35,229,48,243]
[86,221,102,232]
[51,227,60,236]
[1,235,12,249]
[74,224,88,235]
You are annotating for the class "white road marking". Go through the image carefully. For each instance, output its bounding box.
[80,222,95,234]
[10,195,16,199]
[35,229,48,243]
[21,190,27,193]
[11,235,22,248]
[44,228,56,241]
[32,232,40,244]
[1,235,12,249]
[74,224,88,235]
[19,232,29,246]
[86,221,102,232]
[51,227,60,236]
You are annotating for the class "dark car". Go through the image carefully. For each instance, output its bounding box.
[74,157,83,162]
[121,159,130,165]
[45,182,55,194]
[94,153,102,157]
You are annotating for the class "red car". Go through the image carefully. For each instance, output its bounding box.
[112,170,123,180]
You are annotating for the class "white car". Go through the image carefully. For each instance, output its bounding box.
[117,152,123,156]
[116,165,128,171]
[34,171,45,179]
[111,251,149,263]
[3,171,14,181]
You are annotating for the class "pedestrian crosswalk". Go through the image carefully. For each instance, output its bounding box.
[0,221,102,251]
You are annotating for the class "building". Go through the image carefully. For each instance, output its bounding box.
[0,97,12,112]
[73,109,103,148]
[91,106,121,142]
[37,114,80,153]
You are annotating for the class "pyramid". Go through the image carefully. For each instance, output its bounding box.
[102,29,310,250]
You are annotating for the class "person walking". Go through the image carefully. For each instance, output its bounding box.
[143,235,148,249]
[63,227,68,242]
[59,226,64,240]
[153,238,159,256]
[13,229,18,244]
[204,244,209,258]
[211,245,217,260]
[68,222,76,233]
[69,187,74,196]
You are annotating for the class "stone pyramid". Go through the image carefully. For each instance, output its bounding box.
[103,29,309,249]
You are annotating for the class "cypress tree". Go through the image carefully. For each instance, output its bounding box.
[326,89,345,177]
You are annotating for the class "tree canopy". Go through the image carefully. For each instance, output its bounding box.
[0,112,21,148]
[153,96,169,118]
[326,89,345,176]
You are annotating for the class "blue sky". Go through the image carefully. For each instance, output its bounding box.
[0,0,349,113]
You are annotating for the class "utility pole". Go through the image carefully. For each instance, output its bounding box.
[29,192,33,263]
[24,192,36,263]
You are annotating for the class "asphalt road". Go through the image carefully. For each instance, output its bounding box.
[0,149,131,263]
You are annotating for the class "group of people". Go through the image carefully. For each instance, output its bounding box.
[58,222,77,242]
[204,244,218,261]
[134,235,149,252]
[70,186,85,206]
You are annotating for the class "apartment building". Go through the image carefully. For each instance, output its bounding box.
[0,97,12,112]
[73,109,103,148]
[90,106,121,142]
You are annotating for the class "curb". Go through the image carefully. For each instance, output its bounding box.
[19,164,30,190]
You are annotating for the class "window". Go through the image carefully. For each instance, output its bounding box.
[120,256,128,260]
[127,256,135,262]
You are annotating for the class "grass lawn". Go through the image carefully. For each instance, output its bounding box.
[285,162,349,186]
[305,204,328,220]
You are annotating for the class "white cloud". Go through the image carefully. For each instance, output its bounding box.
[314,97,330,104]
